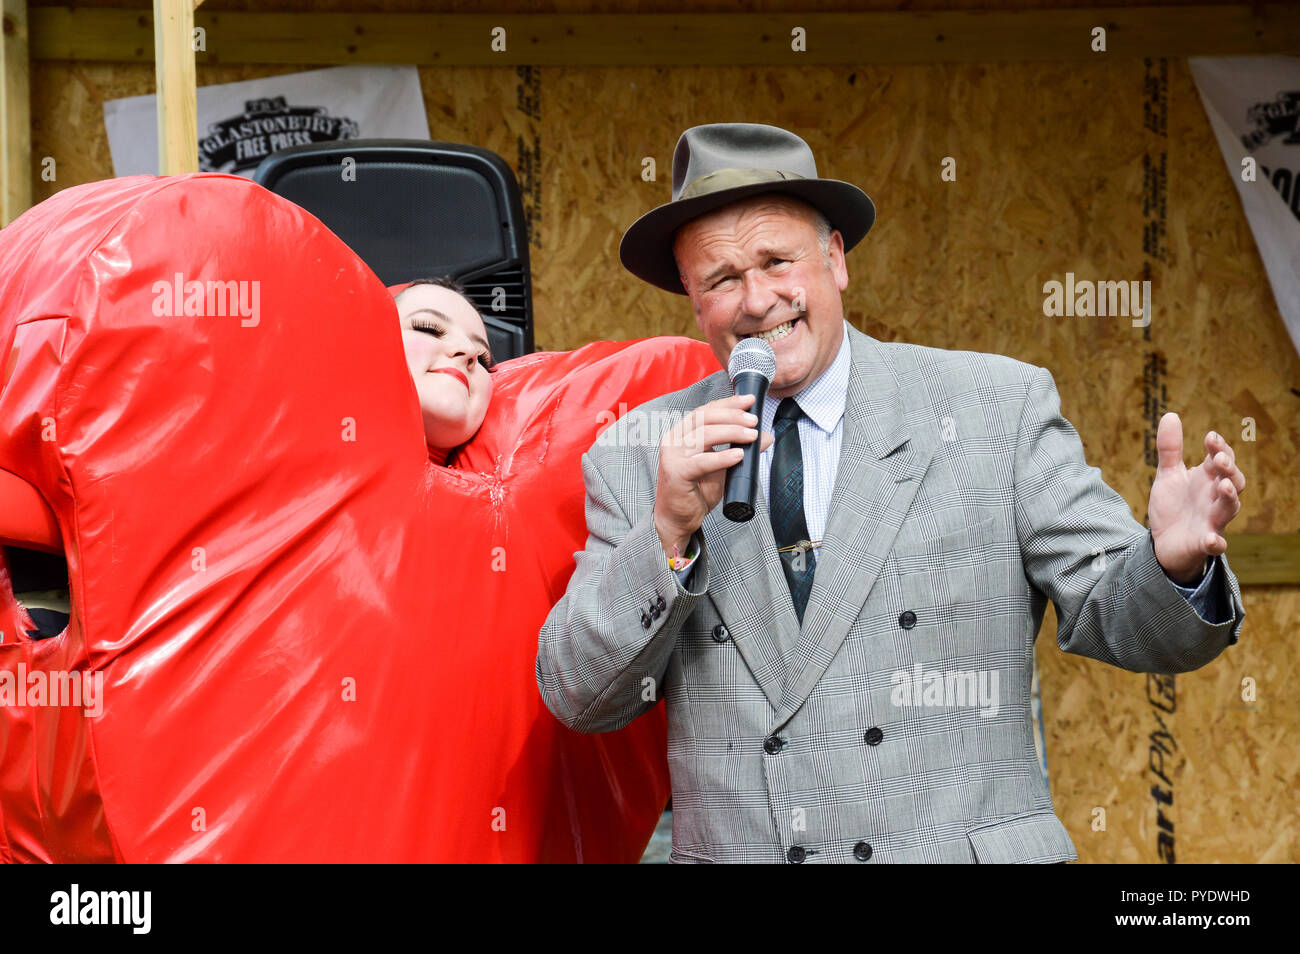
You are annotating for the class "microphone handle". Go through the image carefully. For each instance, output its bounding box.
[723,371,770,522]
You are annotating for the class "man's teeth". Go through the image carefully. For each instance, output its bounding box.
[750,320,795,343]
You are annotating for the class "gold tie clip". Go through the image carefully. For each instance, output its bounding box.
[776,539,822,554]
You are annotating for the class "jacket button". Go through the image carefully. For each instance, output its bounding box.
[640,610,651,629]
[853,841,873,862]
[655,595,666,613]
[787,845,806,864]
[899,610,917,629]
[763,736,785,755]
[864,727,884,746]
[650,602,661,619]
[711,624,730,643]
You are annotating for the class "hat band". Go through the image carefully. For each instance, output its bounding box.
[678,167,806,200]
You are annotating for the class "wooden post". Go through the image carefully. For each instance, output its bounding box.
[1,0,31,224]
[153,0,196,175]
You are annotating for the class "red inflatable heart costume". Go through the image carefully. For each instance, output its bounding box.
[0,173,719,862]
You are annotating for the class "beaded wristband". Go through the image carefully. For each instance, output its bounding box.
[668,539,698,571]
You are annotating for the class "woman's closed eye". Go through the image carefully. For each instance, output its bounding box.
[411,318,446,340]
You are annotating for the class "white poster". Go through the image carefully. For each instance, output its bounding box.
[1190,56,1300,358]
[104,65,430,179]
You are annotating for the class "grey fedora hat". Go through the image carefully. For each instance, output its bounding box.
[619,123,876,295]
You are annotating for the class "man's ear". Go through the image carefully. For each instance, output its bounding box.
[828,230,849,292]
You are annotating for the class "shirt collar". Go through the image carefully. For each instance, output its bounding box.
[773,319,849,435]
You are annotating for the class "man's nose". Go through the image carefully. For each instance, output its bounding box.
[740,270,780,320]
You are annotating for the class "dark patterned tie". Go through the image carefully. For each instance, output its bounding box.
[769,397,816,624]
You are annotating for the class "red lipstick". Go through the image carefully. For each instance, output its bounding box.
[430,367,469,389]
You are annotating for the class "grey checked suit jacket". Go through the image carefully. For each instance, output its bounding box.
[537,324,1244,863]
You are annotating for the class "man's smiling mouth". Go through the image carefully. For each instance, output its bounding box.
[742,317,799,343]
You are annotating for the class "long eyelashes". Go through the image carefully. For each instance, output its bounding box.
[411,319,495,373]
[411,319,446,338]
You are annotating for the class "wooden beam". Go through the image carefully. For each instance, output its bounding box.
[29,6,1300,66]
[153,0,196,175]
[1,0,30,225]
[1224,533,1300,586]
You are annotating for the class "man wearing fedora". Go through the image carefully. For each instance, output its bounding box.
[537,123,1246,863]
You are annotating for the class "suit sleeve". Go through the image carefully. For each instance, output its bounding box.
[536,446,709,733]
[1012,366,1244,673]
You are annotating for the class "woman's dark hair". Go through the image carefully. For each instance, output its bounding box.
[400,275,471,299]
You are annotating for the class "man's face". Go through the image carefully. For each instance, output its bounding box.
[673,195,848,398]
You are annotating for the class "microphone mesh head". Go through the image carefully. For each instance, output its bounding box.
[728,337,777,382]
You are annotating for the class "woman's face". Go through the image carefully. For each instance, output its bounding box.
[396,284,495,452]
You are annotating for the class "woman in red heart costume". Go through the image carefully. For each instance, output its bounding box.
[0,173,719,862]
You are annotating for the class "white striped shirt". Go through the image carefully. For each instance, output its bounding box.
[757,319,851,544]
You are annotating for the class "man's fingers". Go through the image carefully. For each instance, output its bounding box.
[1208,450,1247,493]
[1205,531,1228,557]
[1156,412,1184,472]
[1210,476,1241,529]
[674,447,745,482]
[704,393,756,414]
[693,403,758,427]
[683,423,761,452]
[1205,430,1235,467]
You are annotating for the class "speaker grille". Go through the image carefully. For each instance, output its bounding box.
[272,161,510,284]
[460,266,529,326]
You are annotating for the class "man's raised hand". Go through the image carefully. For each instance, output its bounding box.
[1149,411,1245,585]
[653,393,774,559]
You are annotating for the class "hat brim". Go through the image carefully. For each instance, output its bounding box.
[619,179,876,295]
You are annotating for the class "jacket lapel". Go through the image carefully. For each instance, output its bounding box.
[689,373,795,709]
[773,327,935,725]
[700,492,797,711]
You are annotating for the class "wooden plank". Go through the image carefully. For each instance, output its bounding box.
[153,0,196,174]
[29,6,1300,66]
[1225,533,1300,586]
[1,0,31,225]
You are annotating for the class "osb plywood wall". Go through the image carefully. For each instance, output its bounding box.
[25,45,1299,863]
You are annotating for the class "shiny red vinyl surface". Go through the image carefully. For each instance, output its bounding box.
[0,174,718,862]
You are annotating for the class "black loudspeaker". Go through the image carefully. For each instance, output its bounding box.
[253,139,534,361]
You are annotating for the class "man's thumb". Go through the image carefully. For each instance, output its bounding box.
[1156,412,1183,472]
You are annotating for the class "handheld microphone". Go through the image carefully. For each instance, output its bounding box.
[723,338,777,522]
